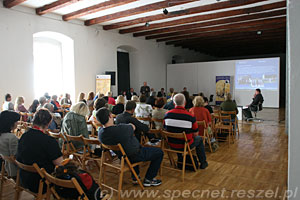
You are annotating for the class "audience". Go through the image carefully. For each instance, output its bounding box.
[97,107,163,187]
[146,92,157,107]
[131,95,139,103]
[28,99,39,113]
[126,88,137,100]
[0,111,20,178]
[51,95,61,112]
[107,92,116,106]
[61,93,72,105]
[152,98,167,130]
[77,92,87,104]
[135,95,153,125]
[86,92,95,106]
[167,88,174,99]
[157,88,166,98]
[61,102,89,149]
[203,97,213,114]
[37,96,47,110]
[181,91,193,109]
[140,82,150,97]
[115,101,149,142]
[220,93,238,119]
[164,92,177,110]
[189,96,212,136]
[17,109,63,193]
[2,93,14,111]
[15,96,28,121]
[164,93,208,169]
[112,95,125,115]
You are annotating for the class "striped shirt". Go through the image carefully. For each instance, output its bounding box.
[164,106,198,149]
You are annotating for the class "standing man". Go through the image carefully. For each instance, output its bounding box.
[140,82,150,97]
[127,88,137,100]
[164,93,208,169]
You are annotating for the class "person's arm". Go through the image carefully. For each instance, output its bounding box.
[129,123,136,131]
[52,156,63,166]
[131,117,149,133]
[8,135,19,156]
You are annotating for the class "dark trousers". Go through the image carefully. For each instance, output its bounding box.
[177,136,207,164]
[130,147,163,180]
[243,105,257,119]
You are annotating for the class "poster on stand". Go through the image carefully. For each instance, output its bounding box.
[96,75,111,96]
[216,76,231,105]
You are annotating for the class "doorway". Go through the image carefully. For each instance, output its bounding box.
[117,51,130,95]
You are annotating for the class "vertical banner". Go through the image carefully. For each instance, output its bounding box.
[216,76,231,105]
[96,75,111,96]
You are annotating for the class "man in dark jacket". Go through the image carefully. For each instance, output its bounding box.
[243,88,264,119]
[140,82,150,97]
[115,101,149,141]
[126,88,137,100]
[97,107,163,187]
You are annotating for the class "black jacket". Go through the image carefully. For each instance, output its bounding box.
[250,93,264,111]
[112,103,124,115]
[126,92,137,100]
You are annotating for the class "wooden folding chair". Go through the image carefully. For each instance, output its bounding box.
[197,121,213,153]
[220,111,239,139]
[151,118,164,130]
[99,143,144,200]
[81,137,102,171]
[214,115,235,146]
[14,161,46,200]
[161,130,197,182]
[135,117,152,128]
[63,134,85,167]
[0,155,17,200]
[91,121,102,137]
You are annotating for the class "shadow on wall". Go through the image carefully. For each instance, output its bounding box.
[172,55,184,64]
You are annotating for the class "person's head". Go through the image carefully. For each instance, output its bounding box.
[130,88,134,93]
[44,103,54,113]
[125,100,136,113]
[65,93,70,99]
[0,111,20,134]
[5,93,11,102]
[15,96,24,106]
[199,92,204,97]
[39,96,47,106]
[139,95,147,103]
[70,102,89,117]
[116,95,125,105]
[225,93,232,101]
[30,99,39,109]
[161,88,164,92]
[174,93,186,107]
[181,91,190,103]
[96,107,113,126]
[33,108,53,129]
[256,88,261,95]
[52,95,58,101]
[169,88,174,93]
[94,97,108,110]
[193,96,205,107]
[131,95,139,102]
[107,92,113,97]
[183,87,187,92]
[155,98,165,109]
[143,82,147,86]
[150,88,154,92]
[87,92,95,101]
[78,93,85,102]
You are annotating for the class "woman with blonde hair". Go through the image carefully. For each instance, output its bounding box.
[112,95,125,115]
[77,92,86,104]
[61,102,90,148]
[189,96,212,136]
[15,96,28,121]
[131,95,139,102]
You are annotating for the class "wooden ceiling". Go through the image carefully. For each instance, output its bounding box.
[4,0,287,57]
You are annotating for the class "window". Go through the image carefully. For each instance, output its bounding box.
[33,32,75,100]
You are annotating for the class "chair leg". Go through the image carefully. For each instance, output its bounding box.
[182,153,186,182]
[206,132,213,153]
[118,159,125,200]
[0,162,5,200]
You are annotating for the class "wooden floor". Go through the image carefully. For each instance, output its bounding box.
[1,108,288,200]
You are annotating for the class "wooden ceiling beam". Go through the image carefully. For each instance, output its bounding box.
[3,0,26,8]
[118,1,286,34]
[160,22,286,43]
[146,16,286,40]
[104,0,272,30]
[63,0,138,21]
[171,28,286,46]
[133,9,286,37]
[36,0,83,15]
[85,0,195,26]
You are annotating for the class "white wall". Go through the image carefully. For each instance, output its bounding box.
[0,4,213,107]
[288,0,300,198]
[167,59,280,107]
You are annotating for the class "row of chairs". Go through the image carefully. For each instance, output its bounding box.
[0,155,110,200]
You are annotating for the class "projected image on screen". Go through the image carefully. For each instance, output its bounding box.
[235,58,279,90]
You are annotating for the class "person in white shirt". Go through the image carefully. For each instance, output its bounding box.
[2,94,14,111]
[135,95,152,125]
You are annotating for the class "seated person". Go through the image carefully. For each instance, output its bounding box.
[189,96,212,136]
[37,96,47,111]
[0,111,20,178]
[152,98,167,130]
[243,89,264,119]
[15,96,29,122]
[16,109,63,193]
[28,99,39,114]
[164,92,177,110]
[61,102,90,149]
[51,95,61,112]
[112,95,125,115]
[97,107,163,187]
[164,94,208,169]
[135,95,153,125]
[146,92,157,107]
[61,93,72,106]
[203,97,213,114]
[126,88,137,100]
[107,92,116,106]
[157,88,166,98]
[181,91,193,109]
[44,103,61,132]
[115,101,149,142]
[2,93,14,111]
[220,93,238,120]
[131,95,139,103]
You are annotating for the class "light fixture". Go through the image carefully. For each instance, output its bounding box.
[163,8,169,15]
[145,22,150,27]
[257,30,262,35]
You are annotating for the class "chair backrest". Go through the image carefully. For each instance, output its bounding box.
[101,143,121,152]
[151,118,163,123]
[196,120,207,129]
[135,116,151,122]
[161,130,188,145]
[258,101,263,111]
[64,134,84,143]
[83,137,101,146]
[15,160,38,173]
